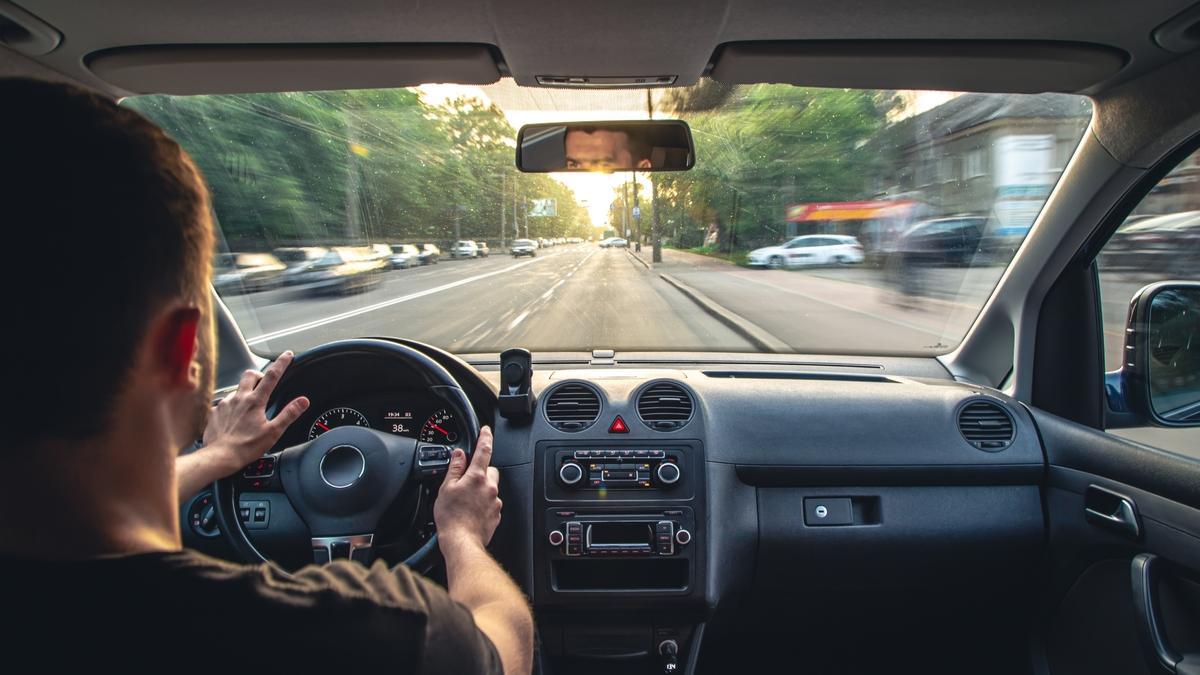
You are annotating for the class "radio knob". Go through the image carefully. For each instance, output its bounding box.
[548,530,564,547]
[559,462,584,486]
[675,528,692,546]
[656,462,681,485]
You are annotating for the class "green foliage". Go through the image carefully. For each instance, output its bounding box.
[125,89,591,250]
[651,85,898,252]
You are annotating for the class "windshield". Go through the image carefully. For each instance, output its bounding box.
[125,80,1091,357]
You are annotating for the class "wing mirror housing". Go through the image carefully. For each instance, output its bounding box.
[516,120,694,173]
[1106,281,1200,427]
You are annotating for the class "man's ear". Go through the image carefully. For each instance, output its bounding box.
[152,306,201,389]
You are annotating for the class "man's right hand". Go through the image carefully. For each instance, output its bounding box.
[433,426,502,552]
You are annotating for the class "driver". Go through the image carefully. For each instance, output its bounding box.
[0,77,533,673]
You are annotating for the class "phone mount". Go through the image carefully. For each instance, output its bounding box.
[497,348,536,423]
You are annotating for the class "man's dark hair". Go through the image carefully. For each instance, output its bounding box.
[2,77,213,447]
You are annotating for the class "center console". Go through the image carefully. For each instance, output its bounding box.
[534,440,706,674]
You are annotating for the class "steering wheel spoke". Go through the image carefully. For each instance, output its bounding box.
[311,532,375,564]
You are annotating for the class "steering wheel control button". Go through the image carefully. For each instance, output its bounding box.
[675,529,692,546]
[656,461,681,485]
[559,462,584,485]
[417,444,453,481]
[548,530,565,547]
[319,445,366,489]
[238,500,270,530]
[242,456,277,478]
[803,497,854,526]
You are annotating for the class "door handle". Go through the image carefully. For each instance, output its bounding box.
[1084,485,1141,539]
[1131,553,1200,675]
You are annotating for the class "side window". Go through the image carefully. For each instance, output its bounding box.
[1097,147,1200,455]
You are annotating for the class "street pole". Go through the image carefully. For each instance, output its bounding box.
[647,89,662,263]
[500,171,506,250]
[632,172,641,252]
[454,205,461,243]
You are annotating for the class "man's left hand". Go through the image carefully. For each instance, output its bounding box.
[199,351,310,475]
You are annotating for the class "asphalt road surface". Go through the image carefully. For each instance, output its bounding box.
[225,243,1166,362]
[224,244,755,355]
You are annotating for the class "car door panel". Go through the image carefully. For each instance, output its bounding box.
[1031,407,1200,675]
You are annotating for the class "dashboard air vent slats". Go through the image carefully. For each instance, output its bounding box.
[544,384,601,431]
[636,382,694,431]
[958,401,1015,450]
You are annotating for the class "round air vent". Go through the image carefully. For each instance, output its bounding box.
[636,381,694,431]
[957,400,1015,450]
[543,383,601,432]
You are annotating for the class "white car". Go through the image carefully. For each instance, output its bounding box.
[748,235,864,269]
[451,240,480,259]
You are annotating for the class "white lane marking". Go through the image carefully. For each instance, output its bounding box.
[246,253,559,345]
[508,310,531,330]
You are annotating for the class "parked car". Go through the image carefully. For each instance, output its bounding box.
[212,252,287,294]
[539,237,552,248]
[451,240,479,259]
[274,246,328,285]
[389,244,420,269]
[477,241,490,257]
[748,235,865,268]
[1100,210,1200,275]
[896,216,986,266]
[417,243,440,265]
[599,237,629,248]
[511,238,538,257]
[302,247,386,295]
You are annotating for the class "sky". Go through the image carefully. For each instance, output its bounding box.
[417,82,958,230]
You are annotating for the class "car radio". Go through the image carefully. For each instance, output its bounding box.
[554,449,682,490]
[546,512,694,558]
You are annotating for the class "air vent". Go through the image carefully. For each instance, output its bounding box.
[958,401,1015,450]
[636,382,694,431]
[543,383,601,431]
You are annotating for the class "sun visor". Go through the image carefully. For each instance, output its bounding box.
[710,41,1128,94]
[86,44,502,95]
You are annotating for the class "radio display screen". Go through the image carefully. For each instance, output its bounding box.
[589,522,654,546]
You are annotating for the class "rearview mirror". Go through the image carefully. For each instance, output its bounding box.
[516,120,694,173]
[1106,281,1200,427]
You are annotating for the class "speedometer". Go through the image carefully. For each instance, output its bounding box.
[308,407,370,439]
[419,409,460,445]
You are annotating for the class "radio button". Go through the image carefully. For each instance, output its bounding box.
[656,462,681,485]
[559,462,584,486]
[675,529,692,546]
[548,530,564,547]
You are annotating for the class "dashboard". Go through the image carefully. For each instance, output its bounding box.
[181,343,1049,675]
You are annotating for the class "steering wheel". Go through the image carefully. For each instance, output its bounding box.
[213,339,480,569]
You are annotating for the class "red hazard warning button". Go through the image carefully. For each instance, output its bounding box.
[608,415,630,433]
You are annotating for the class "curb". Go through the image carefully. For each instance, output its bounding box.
[625,249,651,270]
[658,273,791,353]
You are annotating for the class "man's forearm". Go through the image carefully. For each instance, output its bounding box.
[176,448,238,504]
[441,536,534,675]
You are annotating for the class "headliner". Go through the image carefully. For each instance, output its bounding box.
[2,0,1198,95]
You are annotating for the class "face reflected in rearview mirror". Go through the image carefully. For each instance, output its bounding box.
[516,120,694,173]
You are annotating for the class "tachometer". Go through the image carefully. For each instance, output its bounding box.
[308,407,370,439]
[419,409,460,445]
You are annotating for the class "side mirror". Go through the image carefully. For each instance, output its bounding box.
[1106,281,1200,427]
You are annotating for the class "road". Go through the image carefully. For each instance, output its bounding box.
[226,244,1163,362]
[223,245,755,355]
